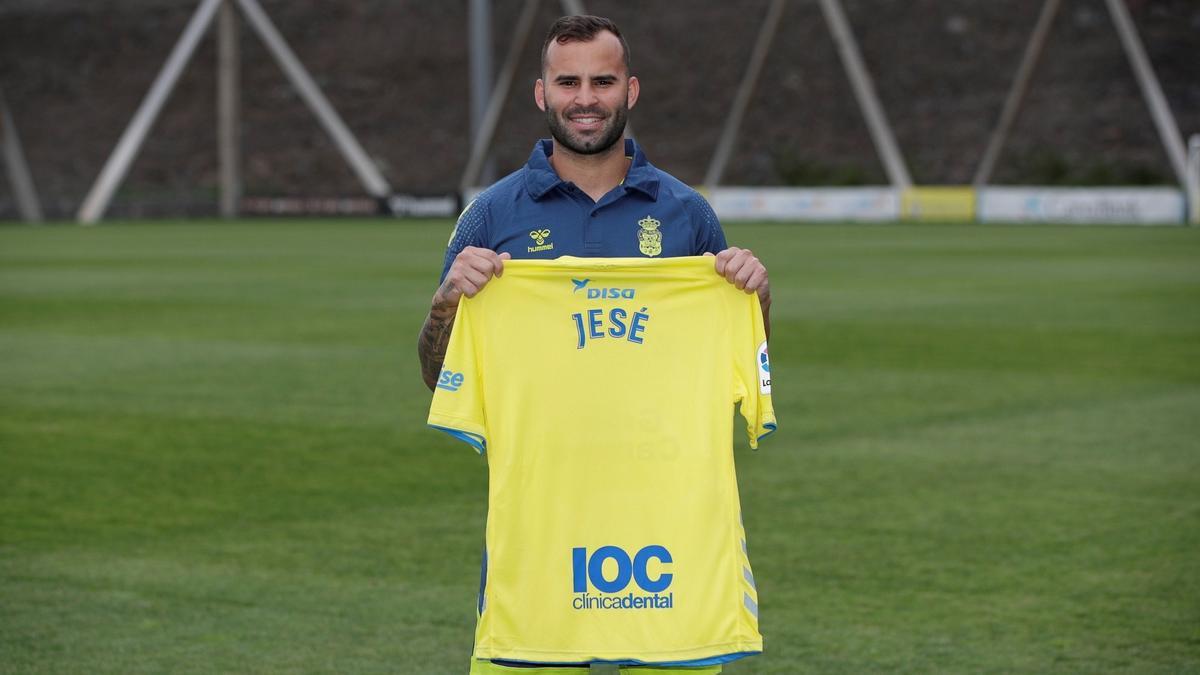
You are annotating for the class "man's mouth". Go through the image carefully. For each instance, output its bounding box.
[567,111,605,130]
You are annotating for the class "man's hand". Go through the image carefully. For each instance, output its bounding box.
[709,247,770,304]
[708,247,771,338]
[419,247,511,391]
[432,247,512,311]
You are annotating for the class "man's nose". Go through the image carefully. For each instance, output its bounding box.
[574,83,600,105]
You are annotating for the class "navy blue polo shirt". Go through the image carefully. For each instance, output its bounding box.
[441,139,728,282]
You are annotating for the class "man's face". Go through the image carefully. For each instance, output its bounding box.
[535,31,639,156]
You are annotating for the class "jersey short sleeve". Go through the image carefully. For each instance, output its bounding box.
[731,293,776,449]
[427,300,487,454]
[685,193,729,254]
[440,197,490,283]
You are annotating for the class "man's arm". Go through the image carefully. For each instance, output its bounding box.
[417,298,458,392]
[712,247,771,340]
[418,247,511,391]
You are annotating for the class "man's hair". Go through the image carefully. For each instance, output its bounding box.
[540,15,631,75]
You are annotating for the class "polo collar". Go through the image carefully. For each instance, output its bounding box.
[524,138,661,201]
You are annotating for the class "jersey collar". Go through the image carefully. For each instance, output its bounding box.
[524,138,661,201]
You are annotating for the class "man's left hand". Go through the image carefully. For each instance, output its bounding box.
[709,247,770,310]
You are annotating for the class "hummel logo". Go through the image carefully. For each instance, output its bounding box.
[530,229,551,246]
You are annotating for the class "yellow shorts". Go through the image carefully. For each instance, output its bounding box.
[469,659,722,674]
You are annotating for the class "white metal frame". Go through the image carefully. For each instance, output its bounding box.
[817,0,911,189]
[974,0,1061,187]
[460,0,542,194]
[1,87,44,223]
[77,0,391,224]
[469,0,497,186]
[1104,0,1187,187]
[466,0,909,193]
[975,0,1188,189]
[62,0,1192,220]
[704,0,787,190]
[217,0,240,218]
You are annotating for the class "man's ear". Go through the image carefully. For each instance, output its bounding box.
[626,75,640,110]
[534,78,546,112]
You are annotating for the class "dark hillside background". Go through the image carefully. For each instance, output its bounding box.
[1,0,1197,218]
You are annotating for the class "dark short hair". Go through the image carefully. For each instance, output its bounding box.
[540,15,631,75]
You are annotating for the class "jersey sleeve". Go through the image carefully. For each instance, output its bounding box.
[440,197,491,283]
[685,193,729,254]
[426,299,488,454]
[732,292,776,449]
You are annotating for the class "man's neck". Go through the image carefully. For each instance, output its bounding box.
[549,139,630,203]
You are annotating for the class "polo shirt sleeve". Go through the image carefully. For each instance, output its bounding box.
[685,193,729,255]
[731,288,777,450]
[440,197,491,283]
[427,298,488,454]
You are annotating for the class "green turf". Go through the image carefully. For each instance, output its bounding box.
[1,220,1197,674]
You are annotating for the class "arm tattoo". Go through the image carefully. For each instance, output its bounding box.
[417,288,459,391]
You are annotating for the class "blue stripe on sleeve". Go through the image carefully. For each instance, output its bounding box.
[757,422,777,442]
[428,424,487,455]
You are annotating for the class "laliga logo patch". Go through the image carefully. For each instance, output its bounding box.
[757,341,772,394]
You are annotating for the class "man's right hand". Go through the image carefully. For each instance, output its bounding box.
[420,247,510,391]
[432,247,512,311]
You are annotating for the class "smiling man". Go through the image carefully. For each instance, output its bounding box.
[418,15,770,393]
[534,19,638,195]
[417,15,772,675]
[538,23,632,162]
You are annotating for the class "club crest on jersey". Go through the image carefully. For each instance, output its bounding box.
[528,228,554,253]
[637,216,662,257]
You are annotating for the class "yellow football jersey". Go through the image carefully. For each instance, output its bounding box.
[427,256,776,667]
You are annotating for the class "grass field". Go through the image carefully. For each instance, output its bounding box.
[2,220,1198,674]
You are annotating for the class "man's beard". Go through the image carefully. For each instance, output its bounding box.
[545,101,628,156]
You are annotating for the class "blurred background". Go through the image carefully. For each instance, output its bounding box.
[0,0,1197,220]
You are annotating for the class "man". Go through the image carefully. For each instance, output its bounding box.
[417,15,771,674]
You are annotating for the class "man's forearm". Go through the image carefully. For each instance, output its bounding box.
[417,303,457,391]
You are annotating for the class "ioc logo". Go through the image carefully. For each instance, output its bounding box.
[572,545,673,593]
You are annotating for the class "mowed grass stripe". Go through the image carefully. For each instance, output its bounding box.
[2,220,1198,674]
